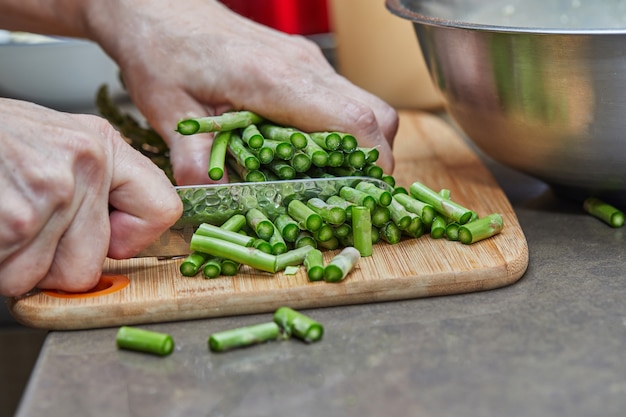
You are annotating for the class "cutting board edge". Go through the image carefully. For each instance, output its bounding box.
[6,248,528,331]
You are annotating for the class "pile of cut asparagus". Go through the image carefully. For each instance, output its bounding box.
[173,110,505,282]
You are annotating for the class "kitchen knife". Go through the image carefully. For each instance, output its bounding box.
[135,176,392,258]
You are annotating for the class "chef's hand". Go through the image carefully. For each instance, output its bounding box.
[0,99,182,296]
[84,0,398,185]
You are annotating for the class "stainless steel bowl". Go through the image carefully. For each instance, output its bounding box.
[386,0,626,203]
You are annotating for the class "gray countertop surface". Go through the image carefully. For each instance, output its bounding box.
[14,120,626,417]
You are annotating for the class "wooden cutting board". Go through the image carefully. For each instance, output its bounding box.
[7,110,529,330]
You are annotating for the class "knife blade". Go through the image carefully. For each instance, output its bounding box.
[135,176,393,258]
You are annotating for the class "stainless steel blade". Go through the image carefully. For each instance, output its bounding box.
[135,176,392,258]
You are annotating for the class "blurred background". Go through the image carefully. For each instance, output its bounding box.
[0,1,441,415]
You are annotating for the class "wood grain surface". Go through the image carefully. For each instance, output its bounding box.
[7,110,529,330]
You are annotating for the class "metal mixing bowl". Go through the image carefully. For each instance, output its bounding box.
[386,0,626,204]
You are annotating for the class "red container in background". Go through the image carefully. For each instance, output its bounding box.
[220,0,330,35]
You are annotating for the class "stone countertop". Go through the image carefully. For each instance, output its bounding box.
[14,124,626,417]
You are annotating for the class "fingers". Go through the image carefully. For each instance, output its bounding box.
[133,87,226,185]
[104,126,183,259]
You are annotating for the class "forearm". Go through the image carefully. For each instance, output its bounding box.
[0,0,90,38]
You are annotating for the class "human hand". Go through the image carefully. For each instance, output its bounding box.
[84,0,398,185]
[0,99,182,296]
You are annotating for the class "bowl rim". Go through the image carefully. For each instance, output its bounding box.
[385,0,626,35]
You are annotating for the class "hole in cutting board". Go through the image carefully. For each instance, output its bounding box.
[42,274,130,299]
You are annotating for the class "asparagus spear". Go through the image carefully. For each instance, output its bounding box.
[195,223,255,247]
[274,213,300,242]
[190,235,277,273]
[273,307,324,343]
[352,206,373,257]
[409,182,473,224]
[208,130,232,180]
[324,246,361,283]
[306,198,347,226]
[116,326,174,356]
[355,181,392,206]
[208,322,281,352]
[241,124,265,149]
[202,257,222,279]
[458,213,504,244]
[430,216,447,239]
[228,131,260,171]
[275,246,315,271]
[304,249,325,281]
[177,110,263,135]
[583,197,625,228]
[339,186,377,211]
[246,208,275,241]
[288,200,323,232]
[309,131,341,151]
[394,193,436,227]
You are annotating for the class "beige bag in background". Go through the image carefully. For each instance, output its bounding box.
[329,0,443,110]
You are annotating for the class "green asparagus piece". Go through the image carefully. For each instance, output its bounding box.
[179,251,213,277]
[253,238,273,254]
[333,223,352,239]
[195,223,255,247]
[275,245,315,271]
[303,133,330,167]
[241,124,265,149]
[343,149,367,169]
[116,326,174,356]
[208,322,281,352]
[262,139,294,160]
[273,306,324,343]
[228,131,260,171]
[288,200,323,232]
[339,186,377,211]
[294,230,318,249]
[313,223,335,243]
[317,236,340,250]
[381,175,396,188]
[267,160,296,180]
[379,221,402,244]
[339,133,358,153]
[208,130,232,180]
[326,195,354,221]
[304,249,325,281]
[352,206,373,257]
[249,145,275,165]
[458,213,504,244]
[355,181,392,206]
[324,246,361,283]
[409,182,473,224]
[394,193,436,227]
[307,198,347,226]
[327,151,345,167]
[388,197,413,230]
[363,163,384,179]
[220,259,241,276]
[445,222,460,241]
[403,212,424,238]
[246,208,275,241]
[226,159,266,182]
[177,110,263,135]
[190,235,277,273]
[309,131,341,151]
[269,224,288,255]
[430,216,447,239]
[260,124,308,149]
[202,257,222,278]
[360,147,380,164]
[583,197,625,228]
[393,186,409,195]
[290,151,312,173]
[274,213,300,242]
[220,214,247,232]
[370,205,391,228]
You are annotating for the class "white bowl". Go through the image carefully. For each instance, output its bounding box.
[0,32,125,110]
